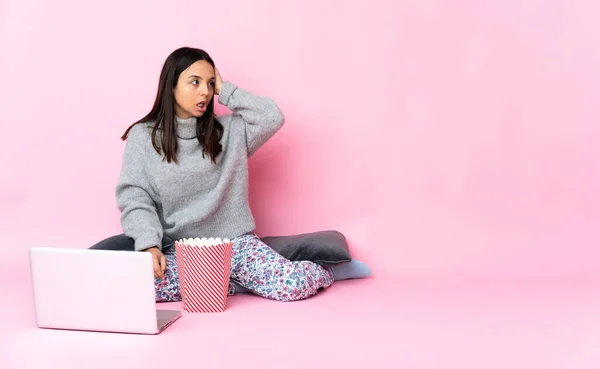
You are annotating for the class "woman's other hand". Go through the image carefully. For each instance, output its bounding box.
[144,246,166,279]
[214,66,223,95]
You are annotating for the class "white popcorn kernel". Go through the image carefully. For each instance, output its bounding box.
[177,236,231,247]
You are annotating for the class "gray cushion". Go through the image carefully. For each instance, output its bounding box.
[261,230,351,266]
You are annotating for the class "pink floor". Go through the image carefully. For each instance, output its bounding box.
[3,260,600,369]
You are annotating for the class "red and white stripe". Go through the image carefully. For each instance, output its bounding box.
[175,241,233,313]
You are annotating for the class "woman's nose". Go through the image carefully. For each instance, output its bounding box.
[199,83,209,96]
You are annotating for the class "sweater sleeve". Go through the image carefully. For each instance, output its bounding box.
[218,81,285,156]
[115,124,163,251]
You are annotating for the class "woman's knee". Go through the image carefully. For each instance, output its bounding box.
[89,234,134,251]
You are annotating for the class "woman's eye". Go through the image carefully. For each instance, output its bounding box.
[209,81,215,87]
[191,80,198,85]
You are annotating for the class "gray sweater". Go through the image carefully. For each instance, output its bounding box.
[115,81,285,251]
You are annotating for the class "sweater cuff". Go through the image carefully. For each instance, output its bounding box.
[218,81,237,106]
[134,235,162,252]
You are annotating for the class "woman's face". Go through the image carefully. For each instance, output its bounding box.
[173,60,215,119]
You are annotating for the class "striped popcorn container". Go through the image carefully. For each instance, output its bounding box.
[174,237,233,313]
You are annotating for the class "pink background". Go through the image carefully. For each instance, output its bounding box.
[2,0,599,282]
[3,2,600,368]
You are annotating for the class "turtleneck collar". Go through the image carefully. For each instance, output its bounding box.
[175,116,197,139]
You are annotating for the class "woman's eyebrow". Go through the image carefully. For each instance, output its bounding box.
[187,75,216,80]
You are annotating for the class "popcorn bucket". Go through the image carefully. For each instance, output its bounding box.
[174,237,233,313]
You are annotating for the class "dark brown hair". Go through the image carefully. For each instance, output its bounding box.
[121,47,223,163]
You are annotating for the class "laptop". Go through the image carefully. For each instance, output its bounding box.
[29,247,181,334]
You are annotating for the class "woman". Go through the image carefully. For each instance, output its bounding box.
[91,47,371,302]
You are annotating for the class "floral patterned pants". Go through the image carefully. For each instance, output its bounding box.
[155,233,334,302]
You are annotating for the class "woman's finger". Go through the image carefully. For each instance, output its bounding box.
[160,253,167,274]
[153,253,163,279]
